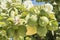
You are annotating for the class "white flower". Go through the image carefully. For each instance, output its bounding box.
[11,11,15,18]
[23,1,34,9]
[11,11,20,25]
[14,16,20,25]
[1,2,7,9]
[44,3,53,12]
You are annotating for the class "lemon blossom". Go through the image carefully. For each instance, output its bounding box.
[23,1,34,9]
[44,3,53,13]
[14,15,20,25]
[11,11,20,25]
[11,11,15,18]
[0,0,7,9]
[0,2,7,9]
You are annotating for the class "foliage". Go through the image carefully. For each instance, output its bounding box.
[0,0,59,40]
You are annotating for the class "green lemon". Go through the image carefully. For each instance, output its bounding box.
[39,16,49,27]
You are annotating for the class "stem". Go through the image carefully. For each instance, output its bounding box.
[52,30,54,36]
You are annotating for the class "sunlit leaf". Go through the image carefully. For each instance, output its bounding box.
[21,12,29,18]
[0,16,4,20]
[47,20,58,31]
[0,22,6,27]
[49,13,56,20]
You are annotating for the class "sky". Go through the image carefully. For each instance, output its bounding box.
[31,0,45,5]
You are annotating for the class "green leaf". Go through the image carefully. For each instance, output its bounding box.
[25,37,32,40]
[6,28,14,37]
[14,7,18,15]
[37,26,47,37]
[6,2,11,8]
[0,21,9,30]
[2,36,8,40]
[21,12,29,18]
[28,15,37,26]
[15,5,27,13]
[47,20,58,31]
[0,16,4,20]
[14,35,24,40]
[0,22,6,27]
[49,13,56,20]
[0,30,6,36]
[40,10,49,17]
[30,7,40,15]
[12,25,19,30]
[7,17,13,21]
[18,25,27,37]
[30,7,35,13]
